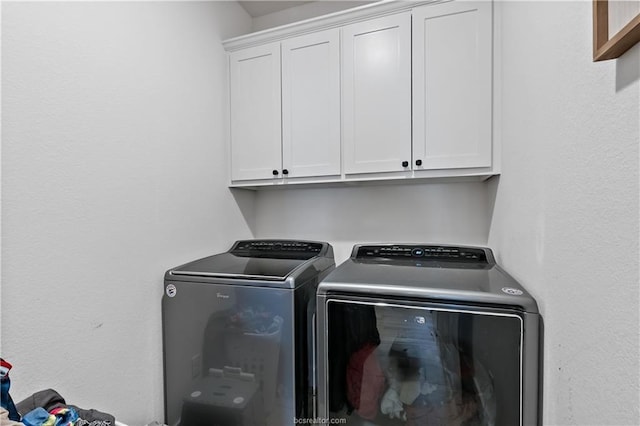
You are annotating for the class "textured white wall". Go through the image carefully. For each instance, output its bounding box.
[489,1,640,425]
[1,2,252,424]
[254,182,492,263]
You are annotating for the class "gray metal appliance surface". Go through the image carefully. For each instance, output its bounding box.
[163,240,335,426]
[316,243,542,426]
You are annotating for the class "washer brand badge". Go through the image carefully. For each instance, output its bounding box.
[502,287,523,296]
[217,292,230,299]
[166,284,177,298]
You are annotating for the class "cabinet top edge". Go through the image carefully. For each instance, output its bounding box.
[223,0,448,51]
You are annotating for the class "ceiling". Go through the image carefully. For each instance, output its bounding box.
[238,1,314,18]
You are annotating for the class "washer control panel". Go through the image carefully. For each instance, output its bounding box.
[232,240,323,254]
[355,245,488,263]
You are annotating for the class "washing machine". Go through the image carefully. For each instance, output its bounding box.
[162,240,335,426]
[316,244,542,426]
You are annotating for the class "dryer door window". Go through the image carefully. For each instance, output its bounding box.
[324,300,523,425]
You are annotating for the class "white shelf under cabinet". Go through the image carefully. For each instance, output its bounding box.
[229,168,496,190]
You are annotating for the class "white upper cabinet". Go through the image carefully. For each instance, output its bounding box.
[412,1,493,170]
[342,12,412,175]
[224,0,497,188]
[229,43,282,181]
[282,29,341,178]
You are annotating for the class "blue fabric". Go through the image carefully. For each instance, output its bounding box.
[21,407,52,426]
[0,377,21,422]
[22,406,80,426]
[51,407,79,426]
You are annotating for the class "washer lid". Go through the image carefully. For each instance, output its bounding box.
[170,240,330,282]
[318,244,539,313]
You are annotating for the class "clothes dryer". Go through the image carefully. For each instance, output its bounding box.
[316,244,542,426]
[163,240,335,426]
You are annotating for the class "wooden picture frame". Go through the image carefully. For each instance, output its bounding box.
[593,0,640,61]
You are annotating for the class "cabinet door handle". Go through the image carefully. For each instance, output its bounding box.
[415,159,423,166]
[272,170,279,176]
[282,169,289,175]
[402,161,409,168]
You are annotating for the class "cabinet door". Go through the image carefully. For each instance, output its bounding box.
[229,43,282,181]
[413,1,493,170]
[282,29,341,178]
[342,13,412,175]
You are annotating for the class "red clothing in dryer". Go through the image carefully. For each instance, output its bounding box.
[346,343,386,420]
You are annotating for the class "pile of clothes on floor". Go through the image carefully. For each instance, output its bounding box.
[1,358,115,426]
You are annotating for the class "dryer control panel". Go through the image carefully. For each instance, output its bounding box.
[355,244,488,263]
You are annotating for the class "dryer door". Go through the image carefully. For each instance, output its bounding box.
[320,298,524,426]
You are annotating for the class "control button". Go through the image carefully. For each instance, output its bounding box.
[411,248,425,257]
